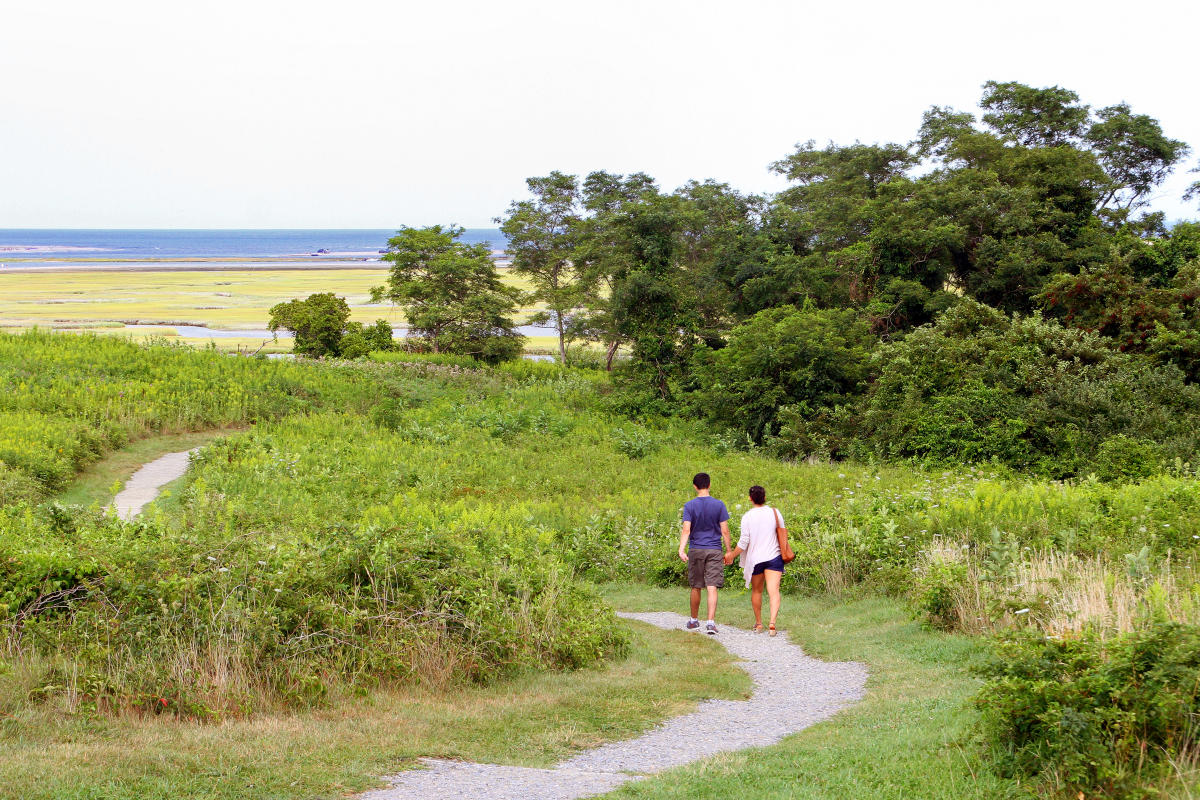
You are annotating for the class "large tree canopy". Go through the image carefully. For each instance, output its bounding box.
[375,225,524,364]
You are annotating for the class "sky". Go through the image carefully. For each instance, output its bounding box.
[2,0,1198,228]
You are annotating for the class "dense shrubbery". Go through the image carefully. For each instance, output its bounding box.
[975,624,1200,798]
[688,300,1200,478]
[854,301,1200,476]
[689,305,873,445]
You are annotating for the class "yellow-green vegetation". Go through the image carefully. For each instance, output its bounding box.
[0,269,541,353]
[0,269,393,329]
[0,620,747,800]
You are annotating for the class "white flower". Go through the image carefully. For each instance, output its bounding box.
[217,567,229,573]
[1014,608,1030,615]
[206,556,217,562]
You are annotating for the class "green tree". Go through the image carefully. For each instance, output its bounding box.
[572,171,660,368]
[498,172,584,363]
[374,225,524,364]
[268,292,352,358]
[690,304,874,444]
[339,319,395,359]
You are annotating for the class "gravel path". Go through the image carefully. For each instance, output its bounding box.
[362,611,867,800]
[111,449,198,520]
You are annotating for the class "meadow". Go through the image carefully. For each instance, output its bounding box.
[1,330,1198,798]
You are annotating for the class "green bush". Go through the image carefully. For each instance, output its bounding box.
[1092,435,1166,482]
[858,300,1200,477]
[974,623,1200,799]
[912,560,968,631]
[689,304,874,446]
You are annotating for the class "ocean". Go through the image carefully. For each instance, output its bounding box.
[0,229,508,259]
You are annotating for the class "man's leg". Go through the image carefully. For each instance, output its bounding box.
[705,585,718,621]
[690,587,702,619]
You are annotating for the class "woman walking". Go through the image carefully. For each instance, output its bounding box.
[725,485,788,636]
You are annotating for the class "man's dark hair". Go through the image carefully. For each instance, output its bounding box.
[749,485,766,505]
[693,472,711,490]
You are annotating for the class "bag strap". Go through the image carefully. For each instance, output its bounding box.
[772,506,789,553]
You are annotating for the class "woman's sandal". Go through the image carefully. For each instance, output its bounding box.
[753,623,763,633]
[768,624,777,637]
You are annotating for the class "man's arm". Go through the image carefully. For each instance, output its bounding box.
[678,521,691,562]
[720,520,731,555]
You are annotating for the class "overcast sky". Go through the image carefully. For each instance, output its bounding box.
[3,0,1198,228]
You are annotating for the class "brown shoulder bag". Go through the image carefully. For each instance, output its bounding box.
[773,506,796,563]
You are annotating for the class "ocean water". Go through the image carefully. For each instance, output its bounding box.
[0,229,507,258]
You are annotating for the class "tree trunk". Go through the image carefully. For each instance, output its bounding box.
[605,340,618,371]
[556,311,567,365]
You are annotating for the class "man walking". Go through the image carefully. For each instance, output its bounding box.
[678,472,730,634]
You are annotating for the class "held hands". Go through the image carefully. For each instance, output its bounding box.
[723,552,735,565]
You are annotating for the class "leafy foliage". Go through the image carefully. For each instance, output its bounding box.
[689,304,874,445]
[375,225,524,364]
[855,300,1200,476]
[974,624,1200,798]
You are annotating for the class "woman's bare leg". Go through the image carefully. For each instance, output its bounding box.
[765,569,783,627]
[750,573,765,627]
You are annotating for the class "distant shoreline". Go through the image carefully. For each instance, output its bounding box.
[0,258,512,274]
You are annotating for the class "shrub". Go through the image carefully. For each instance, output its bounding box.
[859,300,1200,477]
[912,560,968,631]
[1092,435,1165,482]
[689,304,874,445]
[613,426,658,460]
[974,623,1200,799]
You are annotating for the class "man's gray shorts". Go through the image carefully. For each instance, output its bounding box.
[687,548,725,588]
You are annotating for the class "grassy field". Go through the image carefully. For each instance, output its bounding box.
[0,619,747,800]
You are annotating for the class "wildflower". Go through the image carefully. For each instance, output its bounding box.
[217,567,228,573]
[1014,608,1030,615]
[206,556,216,562]
[257,560,267,566]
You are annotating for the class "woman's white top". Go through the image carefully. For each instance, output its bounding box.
[737,505,784,587]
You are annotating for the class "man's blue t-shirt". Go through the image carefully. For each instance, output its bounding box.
[683,496,730,550]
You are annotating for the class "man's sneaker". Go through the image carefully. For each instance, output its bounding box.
[705,620,718,635]
[685,619,700,631]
